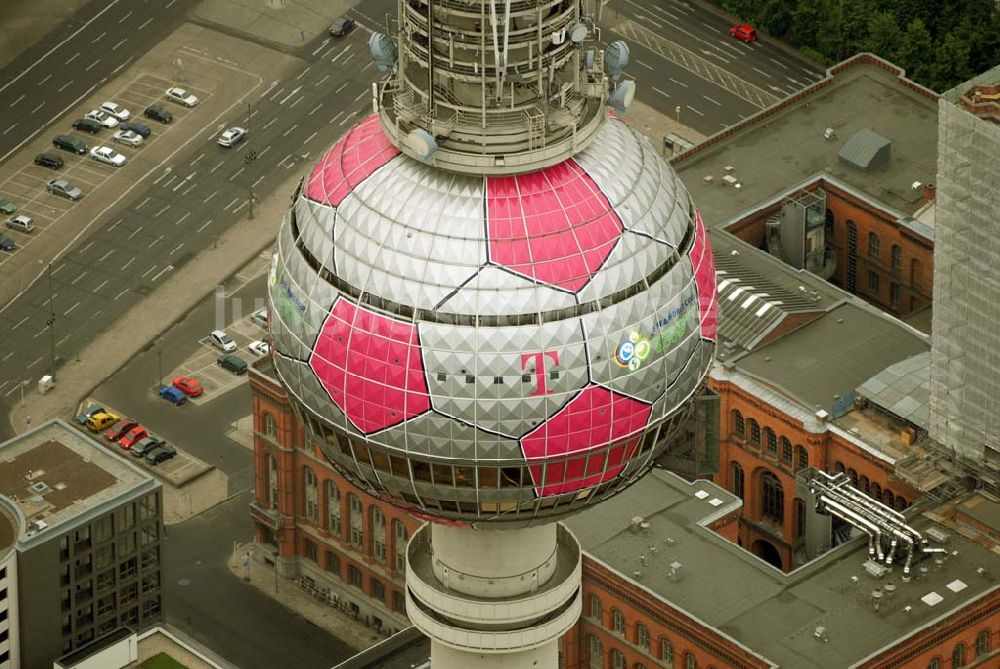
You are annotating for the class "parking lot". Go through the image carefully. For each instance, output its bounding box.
[0,72,212,266]
[172,310,268,404]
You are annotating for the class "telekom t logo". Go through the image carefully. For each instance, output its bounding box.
[521,350,560,396]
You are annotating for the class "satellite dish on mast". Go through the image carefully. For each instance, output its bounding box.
[405,128,438,163]
[609,80,636,113]
[604,41,630,80]
[369,32,398,73]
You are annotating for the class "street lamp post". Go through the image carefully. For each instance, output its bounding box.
[246,101,257,219]
[46,263,56,381]
[158,351,163,387]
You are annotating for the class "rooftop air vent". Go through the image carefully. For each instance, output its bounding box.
[838,129,891,172]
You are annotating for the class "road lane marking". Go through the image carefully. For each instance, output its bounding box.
[204,189,217,203]
[121,257,134,271]
[263,118,276,130]
[668,77,688,88]
[769,57,789,70]
[112,38,127,50]
[686,105,705,117]
[317,74,330,87]
[114,289,128,301]
[175,212,190,226]
[27,357,41,369]
[138,17,153,30]
[191,152,205,165]
[29,100,45,114]
[51,263,66,276]
[150,234,163,248]
[12,316,28,330]
[289,96,303,109]
[150,266,172,282]
[636,59,654,70]
[210,160,225,173]
[341,53,355,66]
[161,175,176,188]
[182,183,197,196]
[2,124,18,136]
[196,219,213,233]
[296,66,312,80]
[85,59,101,71]
[71,271,87,285]
[99,249,113,262]
[753,66,773,79]
[38,74,52,86]
[80,240,95,254]
[91,31,107,43]
[57,80,74,92]
[330,48,352,65]
[252,175,264,187]
[169,243,184,255]
[335,81,350,94]
[94,279,107,292]
[136,196,151,210]
[9,94,25,107]
[65,52,80,65]
[258,145,270,158]
[279,85,302,105]
[142,265,156,279]
[281,124,298,137]
[652,86,671,98]
[108,217,123,231]
[309,102,324,116]
[118,10,132,22]
[89,309,101,320]
[154,204,171,217]
[311,40,330,56]
[64,301,79,316]
[229,166,245,180]
[224,197,239,210]
[153,169,171,184]
[304,131,317,144]
[127,226,142,240]
[702,94,722,106]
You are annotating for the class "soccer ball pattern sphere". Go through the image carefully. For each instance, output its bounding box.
[268,114,717,525]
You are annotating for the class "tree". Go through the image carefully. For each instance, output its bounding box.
[865,10,901,58]
[895,18,934,84]
[930,32,972,92]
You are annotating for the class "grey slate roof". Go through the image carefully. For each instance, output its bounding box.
[856,351,931,428]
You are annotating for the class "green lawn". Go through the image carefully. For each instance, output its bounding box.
[140,653,189,669]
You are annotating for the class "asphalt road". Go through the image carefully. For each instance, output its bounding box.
[604,0,826,132]
[0,10,389,403]
[0,0,199,166]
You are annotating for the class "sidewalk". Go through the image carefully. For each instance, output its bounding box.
[227,544,387,651]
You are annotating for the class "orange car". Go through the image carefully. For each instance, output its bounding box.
[172,376,204,397]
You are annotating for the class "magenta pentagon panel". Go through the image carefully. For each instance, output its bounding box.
[520,384,652,496]
[689,210,718,341]
[486,159,624,293]
[304,114,400,207]
[309,297,431,434]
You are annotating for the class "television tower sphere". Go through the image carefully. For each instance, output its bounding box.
[267,2,717,530]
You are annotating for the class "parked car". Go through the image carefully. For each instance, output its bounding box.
[217,127,247,147]
[119,425,148,449]
[165,86,199,107]
[86,411,119,432]
[217,354,248,375]
[34,152,64,169]
[0,234,16,252]
[0,195,16,214]
[144,105,173,124]
[248,340,269,357]
[90,146,126,167]
[104,418,137,441]
[72,117,103,134]
[46,179,84,200]
[158,385,188,406]
[85,109,118,128]
[121,122,151,138]
[327,17,355,36]
[113,129,143,147]
[131,437,165,458]
[172,376,204,397]
[52,134,87,154]
[146,444,178,465]
[730,23,758,43]
[210,329,237,352]
[250,309,268,328]
[100,101,131,121]
[7,215,35,234]
[74,404,105,425]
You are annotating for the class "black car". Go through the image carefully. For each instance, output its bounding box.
[74,405,105,425]
[144,105,173,124]
[72,118,103,134]
[121,122,151,138]
[131,437,164,458]
[145,444,177,465]
[52,134,87,155]
[217,354,248,374]
[0,234,16,252]
[327,17,355,36]
[34,152,64,169]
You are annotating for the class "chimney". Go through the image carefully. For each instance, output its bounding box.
[923,183,936,204]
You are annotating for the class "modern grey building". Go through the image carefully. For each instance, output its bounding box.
[930,64,1000,484]
[0,420,163,668]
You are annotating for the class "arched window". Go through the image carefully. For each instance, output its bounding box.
[610,649,626,669]
[895,496,907,511]
[834,461,845,474]
[371,506,387,562]
[325,480,341,534]
[267,454,278,510]
[393,519,408,572]
[348,494,364,548]
[848,468,858,486]
[780,436,792,464]
[868,232,880,257]
[871,482,882,501]
[612,608,625,634]
[303,467,318,521]
[764,427,777,455]
[794,498,806,539]
[859,475,870,494]
[883,489,894,509]
[589,635,604,669]
[761,472,784,524]
[685,651,697,669]
[748,419,761,447]
[636,623,650,651]
[262,412,276,437]
[927,657,941,669]
[732,410,745,438]
[975,629,990,656]
[891,244,902,270]
[795,445,809,471]
[952,642,965,668]
[731,462,745,500]
[634,664,648,669]
[660,637,674,664]
[589,593,602,621]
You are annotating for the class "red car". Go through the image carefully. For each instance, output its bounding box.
[104,418,137,441]
[119,425,148,450]
[730,24,758,43]
[173,376,204,397]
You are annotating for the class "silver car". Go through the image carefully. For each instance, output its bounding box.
[113,129,143,147]
[166,86,199,107]
[46,179,83,200]
[85,109,118,128]
[217,127,247,147]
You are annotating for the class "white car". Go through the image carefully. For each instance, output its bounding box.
[85,109,118,128]
[250,309,268,328]
[217,127,247,147]
[210,329,237,353]
[112,130,143,147]
[166,87,199,107]
[248,340,270,357]
[100,101,131,121]
[89,146,126,167]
